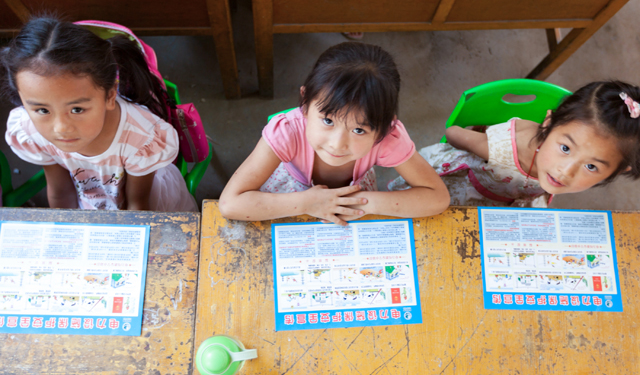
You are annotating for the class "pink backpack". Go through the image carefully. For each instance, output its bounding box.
[74,20,210,163]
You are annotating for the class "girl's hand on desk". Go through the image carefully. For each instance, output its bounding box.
[303,184,368,226]
[322,190,369,224]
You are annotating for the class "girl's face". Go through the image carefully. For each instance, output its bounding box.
[535,121,624,194]
[304,99,376,167]
[16,71,118,156]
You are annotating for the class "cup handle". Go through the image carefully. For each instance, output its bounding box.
[229,349,258,362]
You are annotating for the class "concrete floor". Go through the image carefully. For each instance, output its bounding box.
[2,0,639,211]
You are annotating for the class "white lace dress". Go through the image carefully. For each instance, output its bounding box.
[388,119,550,207]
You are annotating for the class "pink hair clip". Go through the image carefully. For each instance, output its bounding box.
[620,92,640,119]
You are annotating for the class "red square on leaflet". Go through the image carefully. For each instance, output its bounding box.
[391,288,401,304]
[592,276,602,291]
[113,297,123,313]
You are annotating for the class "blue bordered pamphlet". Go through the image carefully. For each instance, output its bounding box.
[0,221,150,335]
[478,207,622,312]
[272,219,422,331]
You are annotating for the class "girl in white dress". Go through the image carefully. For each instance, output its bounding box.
[389,81,640,207]
[1,17,197,211]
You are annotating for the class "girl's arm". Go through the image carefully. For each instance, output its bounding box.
[43,164,78,209]
[338,152,450,220]
[125,172,155,210]
[445,126,489,160]
[219,138,368,225]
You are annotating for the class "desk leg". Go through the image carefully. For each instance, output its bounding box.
[527,0,629,80]
[252,0,274,98]
[527,28,584,80]
[206,0,242,99]
[545,28,562,52]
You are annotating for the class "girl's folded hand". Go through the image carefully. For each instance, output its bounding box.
[303,184,368,226]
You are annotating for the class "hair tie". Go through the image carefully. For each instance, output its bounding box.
[620,92,640,118]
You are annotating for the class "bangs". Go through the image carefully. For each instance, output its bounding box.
[306,63,398,142]
[300,43,400,143]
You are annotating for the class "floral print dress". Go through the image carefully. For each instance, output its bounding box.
[260,163,377,193]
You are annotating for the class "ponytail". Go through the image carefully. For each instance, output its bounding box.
[108,36,168,121]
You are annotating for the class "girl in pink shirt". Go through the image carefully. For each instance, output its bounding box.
[1,17,196,211]
[220,42,449,225]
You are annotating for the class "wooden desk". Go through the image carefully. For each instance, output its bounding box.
[196,201,639,374]
[0,208,200,374]
[1,0,240,99]
[252,0,629,97]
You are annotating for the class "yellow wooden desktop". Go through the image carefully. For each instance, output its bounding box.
[0,208,200,374]
[196,200,639,374]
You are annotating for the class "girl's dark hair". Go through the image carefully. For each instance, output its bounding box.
[534,80,640,183]
[0,16,167,120]
[300,42,401,142]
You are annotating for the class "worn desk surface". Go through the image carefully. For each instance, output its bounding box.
[0,208,200,374]
[196,200,639,374]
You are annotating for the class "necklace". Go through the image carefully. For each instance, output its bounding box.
[523,148,539,189]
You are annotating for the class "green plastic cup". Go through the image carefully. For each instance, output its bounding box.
[196,335,257,375]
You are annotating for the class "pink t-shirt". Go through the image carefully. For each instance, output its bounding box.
[262,107,415,186]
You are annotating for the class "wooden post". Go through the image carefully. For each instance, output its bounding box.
[206,0,242,99]
[252,0,274,98]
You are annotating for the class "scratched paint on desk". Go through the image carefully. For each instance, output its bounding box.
[197,202,640,374]
[153,223,189,255]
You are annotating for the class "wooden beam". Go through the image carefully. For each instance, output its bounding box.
[126,27,215,36]
[0,29,21,38]
[528,0,630,80]
[0,26,230,37]
[432,0,457,24]
[205,0,242,99]
[4,0,30,23]
[272,19,592,34]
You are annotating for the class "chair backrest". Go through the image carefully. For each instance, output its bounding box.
[443,79,572,142]
[0,150,47,207]
[0,151,13,197]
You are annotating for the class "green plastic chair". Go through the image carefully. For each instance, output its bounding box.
[165,80,213,197]
[441,79,572,142]
[0,151,46,207]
